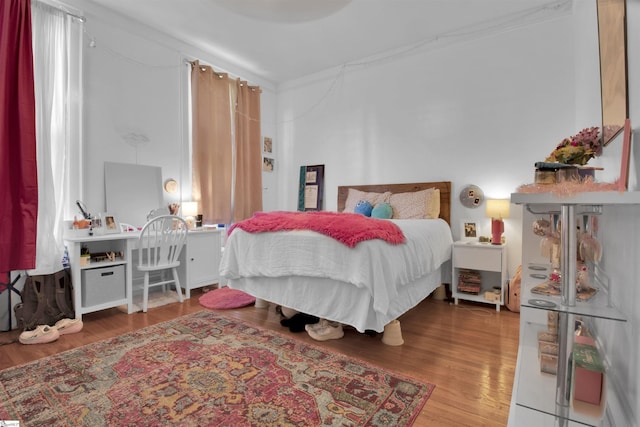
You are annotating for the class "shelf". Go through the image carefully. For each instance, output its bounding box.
[510,196,635,426]
[64,232,138,242]
[79,260,127,270]
[521,263,627,323]
[511,191,640,206]
[454,291,501,307]
[79,298,128,315]
[515,323,607,426]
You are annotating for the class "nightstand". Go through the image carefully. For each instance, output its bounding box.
[451,241,507,311]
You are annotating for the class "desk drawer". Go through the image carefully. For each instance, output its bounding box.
[81,265,125,306]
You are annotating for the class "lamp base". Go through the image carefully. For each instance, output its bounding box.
[491,218,504,245]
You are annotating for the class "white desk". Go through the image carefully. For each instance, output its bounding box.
[64,228,222,319]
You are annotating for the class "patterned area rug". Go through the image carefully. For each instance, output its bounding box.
[0,311,434,426]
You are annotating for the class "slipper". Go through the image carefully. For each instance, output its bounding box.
[54,318,84,335]
[19,325,60,345]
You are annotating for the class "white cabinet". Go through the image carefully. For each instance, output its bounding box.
[179,229,222,298]
[508,191,640,427]
[65,233,137,318]
[452,241,507,311]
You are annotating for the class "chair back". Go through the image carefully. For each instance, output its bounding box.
[137,215,188,270]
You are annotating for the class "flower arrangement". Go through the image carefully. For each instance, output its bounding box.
[545,127,602,165]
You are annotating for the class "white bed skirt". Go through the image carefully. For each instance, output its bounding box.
[226,266,444,333]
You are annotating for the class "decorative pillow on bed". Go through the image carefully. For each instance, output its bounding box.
[371,202,393,219]
[389,188,440,219]
[343,189,392,213]
[354,200,373,216]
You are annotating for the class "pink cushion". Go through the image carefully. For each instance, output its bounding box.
[199,287,256,309]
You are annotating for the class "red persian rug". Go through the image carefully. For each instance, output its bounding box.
[0,311,434,426]
[198,287,256,309]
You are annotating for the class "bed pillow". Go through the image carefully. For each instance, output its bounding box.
[371,202,393,219]
[354,200,373,216]
[343,189,392,213]
[389,188,440,219]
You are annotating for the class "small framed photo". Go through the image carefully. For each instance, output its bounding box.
[263,137,273,154]
[263,157,274,172]
[101,213,120,234]
[460,219,478,241]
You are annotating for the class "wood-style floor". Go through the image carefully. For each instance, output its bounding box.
[0,289,520,426]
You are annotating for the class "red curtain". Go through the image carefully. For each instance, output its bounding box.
[0,0,38,275]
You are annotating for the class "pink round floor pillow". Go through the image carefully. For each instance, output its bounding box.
[198,287,256,309]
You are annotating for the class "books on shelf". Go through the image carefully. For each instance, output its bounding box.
[458,268,481,294]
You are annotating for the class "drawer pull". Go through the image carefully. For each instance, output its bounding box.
[101,271,114,277]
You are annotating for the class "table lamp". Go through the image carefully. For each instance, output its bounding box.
[485,199,510,245]
[182,201,198,229]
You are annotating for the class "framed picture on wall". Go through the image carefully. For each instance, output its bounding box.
[263,157,274,172]
[460,219,478,242]
[263,137,273,154]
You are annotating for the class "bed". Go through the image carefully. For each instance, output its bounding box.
[219,181,453,334]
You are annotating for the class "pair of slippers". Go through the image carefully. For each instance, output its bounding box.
[18,318,84,345]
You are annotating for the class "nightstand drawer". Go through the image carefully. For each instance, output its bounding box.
[453,246,502,271]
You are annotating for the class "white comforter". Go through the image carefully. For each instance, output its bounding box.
[219,218,453,316]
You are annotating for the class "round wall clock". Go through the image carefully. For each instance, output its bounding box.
[459,185,484,208]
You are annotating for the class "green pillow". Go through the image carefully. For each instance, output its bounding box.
[371,202,393,219]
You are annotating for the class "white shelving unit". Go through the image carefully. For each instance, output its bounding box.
[64,232,138,318]
[451,241,507,311]
[508,191,640,427]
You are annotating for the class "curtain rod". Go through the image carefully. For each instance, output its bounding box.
[34,0,85,22]
[66,11,85,23]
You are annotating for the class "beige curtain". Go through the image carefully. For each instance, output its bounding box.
[191,61,233,224]
[190,61,262,224]
[233,79,262,222]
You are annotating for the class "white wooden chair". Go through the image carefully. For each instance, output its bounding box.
[136,215,187,312]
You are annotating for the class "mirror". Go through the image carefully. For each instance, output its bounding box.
[597,0,628,146]
[105,162,164,228]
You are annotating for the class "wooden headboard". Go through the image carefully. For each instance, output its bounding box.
[337,181,451,225]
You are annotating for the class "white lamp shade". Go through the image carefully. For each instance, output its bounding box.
[182,201,198,217]
[485,199,510,219]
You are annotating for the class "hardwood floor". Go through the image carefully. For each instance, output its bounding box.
[0,290,520,426]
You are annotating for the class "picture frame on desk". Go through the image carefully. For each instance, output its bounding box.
[100,213,120,234]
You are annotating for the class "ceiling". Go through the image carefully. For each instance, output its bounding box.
[85,0,566,85]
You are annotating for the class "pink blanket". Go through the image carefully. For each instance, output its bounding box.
[229,211,405,248]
